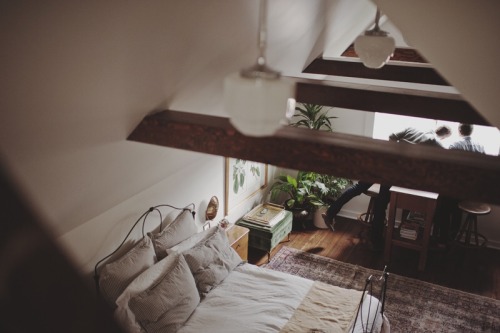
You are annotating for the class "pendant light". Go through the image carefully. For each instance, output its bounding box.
[224,0,294,136]
[354,8,395,69]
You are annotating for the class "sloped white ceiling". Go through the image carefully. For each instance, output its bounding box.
[0,0,325,235]
[1,0,498,237]
[374,0,500,128]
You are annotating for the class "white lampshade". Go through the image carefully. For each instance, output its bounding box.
[224,72,294,136]
[354,34,395,69]
[354,8,396,69]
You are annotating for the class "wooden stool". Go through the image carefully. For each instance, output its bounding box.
[455,201,490,247]
[357,184,380,227]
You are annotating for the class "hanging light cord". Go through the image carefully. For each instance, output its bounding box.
[366,8,388,37]
[241,0,280,79]
[257,0,268,67]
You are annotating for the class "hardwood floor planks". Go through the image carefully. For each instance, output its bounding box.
[248,216,500,301]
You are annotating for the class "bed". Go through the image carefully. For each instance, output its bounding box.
[94,205,390,333]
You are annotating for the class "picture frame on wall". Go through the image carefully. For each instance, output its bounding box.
[224,158,268,218]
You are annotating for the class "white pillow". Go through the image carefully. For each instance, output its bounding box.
[115,253,182,333]
[99,236,156,307]
[182,226,243,296]
[165,226,217,256]
[128,255,200,333]
[148,209,198,260]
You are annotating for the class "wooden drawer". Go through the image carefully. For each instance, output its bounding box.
[226,225,249,261]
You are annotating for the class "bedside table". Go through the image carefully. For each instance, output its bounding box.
[226,224,249,261]
[236,210,292,262]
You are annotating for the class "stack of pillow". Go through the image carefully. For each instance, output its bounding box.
[97,209,243,333]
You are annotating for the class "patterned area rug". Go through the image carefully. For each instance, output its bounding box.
[263,246,500,333]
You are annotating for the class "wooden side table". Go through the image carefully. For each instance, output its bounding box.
[384,186,438,271]
[226,224,249,261]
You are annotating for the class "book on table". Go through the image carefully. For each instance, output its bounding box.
[242,203,285,228]
[400,220,420,240]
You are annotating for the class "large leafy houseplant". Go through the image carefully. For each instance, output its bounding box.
[270,103,351,226]
[270,171,325,211]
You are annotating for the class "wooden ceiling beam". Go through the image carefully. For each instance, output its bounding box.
[303,57,449,86]
[294,78,491,126]
[127,110,500,205]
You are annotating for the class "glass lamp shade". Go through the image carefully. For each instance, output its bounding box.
[354,34,395,69]
[224,72,294,136]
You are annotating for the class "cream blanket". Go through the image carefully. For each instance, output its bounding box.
[280,281,364,333]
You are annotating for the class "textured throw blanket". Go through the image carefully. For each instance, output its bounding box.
[280,281,363,333]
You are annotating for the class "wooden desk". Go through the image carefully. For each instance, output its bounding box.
[384,186,439,271]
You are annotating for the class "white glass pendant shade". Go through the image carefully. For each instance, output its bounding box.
[224,72,294,136]
[354,8,396,69]
[354,34,395,69]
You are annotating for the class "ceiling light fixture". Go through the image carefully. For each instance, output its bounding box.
[354,8,395,69]
[224,0,294,136]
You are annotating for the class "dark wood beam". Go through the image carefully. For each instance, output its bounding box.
[127,110,500,205]
[294,78,491,126]
[303,57,449,86]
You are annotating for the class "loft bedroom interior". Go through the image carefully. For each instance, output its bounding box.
[1,1,499,331]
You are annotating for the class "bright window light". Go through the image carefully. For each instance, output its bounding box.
[373,113,500,156]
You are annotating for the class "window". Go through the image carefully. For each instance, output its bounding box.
[373,113,500,156]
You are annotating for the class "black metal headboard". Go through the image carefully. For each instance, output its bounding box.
[93,203,195,293]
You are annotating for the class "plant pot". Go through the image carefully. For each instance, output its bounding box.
[288,207,310,230]
[313,206,329,229]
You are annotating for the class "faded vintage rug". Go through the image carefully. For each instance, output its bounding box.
[263,246,500,333]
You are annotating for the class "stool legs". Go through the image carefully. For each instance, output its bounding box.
[455,213,486,247]
[359,196,376,225]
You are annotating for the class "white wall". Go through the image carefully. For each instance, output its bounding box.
[58,153,276,281]
[57,153,223,277]
[0,0,324,237]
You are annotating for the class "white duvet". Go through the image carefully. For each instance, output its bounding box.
[115,259,388,333]
[176,264,388,333]
[177,264,311,333]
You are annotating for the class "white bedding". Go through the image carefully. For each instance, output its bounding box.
[110,224,388,333]
[176,263,387,333]
[177,263,311,333]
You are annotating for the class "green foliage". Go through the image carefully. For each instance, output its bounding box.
[290,103,337,131]
[270,171,350,212]
[270,103,352,214]
[316,174,352,205]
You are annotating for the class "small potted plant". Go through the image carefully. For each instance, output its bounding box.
[289,103,337,131]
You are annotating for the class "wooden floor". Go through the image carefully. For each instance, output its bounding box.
[248,216,500,301]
